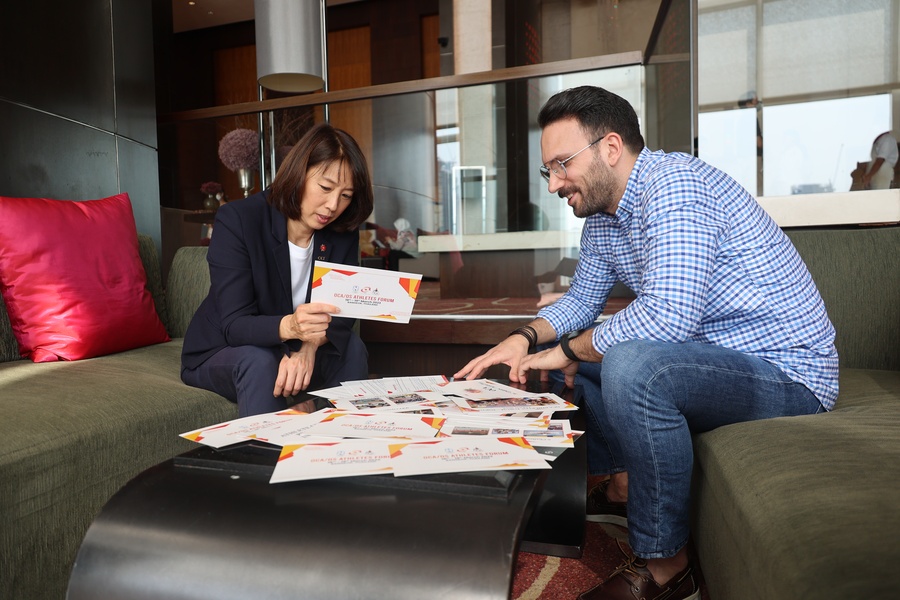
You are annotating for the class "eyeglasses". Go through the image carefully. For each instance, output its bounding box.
[539,134,606,182]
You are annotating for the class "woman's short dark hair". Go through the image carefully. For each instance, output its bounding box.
[537,86,645,155]
[269,124,374,232]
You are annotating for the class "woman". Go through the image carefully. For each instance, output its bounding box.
[182,124,374,417]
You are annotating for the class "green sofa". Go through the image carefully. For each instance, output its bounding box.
[692,225,900,599]
[3,226,897,600]
[0,236,238,600]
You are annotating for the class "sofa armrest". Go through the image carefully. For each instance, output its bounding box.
[165,246,210,338]
[0,296,19,363]
[137,234,168,331]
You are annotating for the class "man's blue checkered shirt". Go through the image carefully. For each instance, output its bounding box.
[538,148,839,409]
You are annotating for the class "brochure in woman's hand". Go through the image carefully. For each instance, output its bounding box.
[310,261,422,323]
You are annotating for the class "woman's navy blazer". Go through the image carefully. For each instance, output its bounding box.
[181,190,359,370]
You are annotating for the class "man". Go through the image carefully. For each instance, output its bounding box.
[455,86,837,600]
[862,130,898,190]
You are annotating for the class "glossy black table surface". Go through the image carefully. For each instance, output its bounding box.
[66,382,585,600]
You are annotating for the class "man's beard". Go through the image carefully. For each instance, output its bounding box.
[560,153,618,218]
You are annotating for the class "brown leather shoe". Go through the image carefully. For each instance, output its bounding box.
[586,479,628,526]
[578,553,700,600]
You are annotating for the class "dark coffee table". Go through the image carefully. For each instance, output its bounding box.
[67,382,585,600]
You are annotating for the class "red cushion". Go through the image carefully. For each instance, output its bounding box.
[0,193,170,362]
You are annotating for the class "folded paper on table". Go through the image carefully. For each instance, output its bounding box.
[311,261,422,323]
[271,439,395,483]
[389,436,551,477]
[180,410,312,448]
[303,411,446,440]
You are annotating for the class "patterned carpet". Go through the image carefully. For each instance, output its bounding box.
[511,478,711,599]
[512,522,631,600]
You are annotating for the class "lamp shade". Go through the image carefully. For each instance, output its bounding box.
[255,0,324,93]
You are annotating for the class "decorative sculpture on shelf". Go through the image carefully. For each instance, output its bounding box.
[218,129,260,198]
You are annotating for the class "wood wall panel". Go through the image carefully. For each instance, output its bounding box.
[365,342,515,379]
[422,13,441,79]
[369,0,435,84]
[213,44,257,108]
[162,0,439,210]
[439,250,540,299]
[328,26,373,171]
[362,319,529,346]
[329,26,372,91]
[213,44,259,199]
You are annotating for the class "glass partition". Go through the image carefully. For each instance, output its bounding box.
[156,0,698,311]
[325,65,646,240]
[159,55,661,304]
[160,62,655,297]
[251,65,646,300]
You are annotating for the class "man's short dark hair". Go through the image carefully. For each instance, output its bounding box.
[538,86,645,155]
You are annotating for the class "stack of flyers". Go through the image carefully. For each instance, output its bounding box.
[179,376,582,483]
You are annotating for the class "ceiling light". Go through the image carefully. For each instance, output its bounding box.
[255,0,326,93]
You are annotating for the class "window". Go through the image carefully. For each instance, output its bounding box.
[698,0,900,197]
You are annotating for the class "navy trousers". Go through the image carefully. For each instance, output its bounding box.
[182,333,368,417]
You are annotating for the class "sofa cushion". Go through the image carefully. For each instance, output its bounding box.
[692,368,900,599]
[0,193,169,362]
[0,339,238,600]
[785,226,900,371]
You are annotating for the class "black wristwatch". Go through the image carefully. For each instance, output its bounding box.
[559,330,580,362]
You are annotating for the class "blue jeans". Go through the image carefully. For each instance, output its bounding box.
[564,339,822,559]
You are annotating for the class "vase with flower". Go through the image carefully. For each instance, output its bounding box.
[200,181,223,210]
[218,129,260,198]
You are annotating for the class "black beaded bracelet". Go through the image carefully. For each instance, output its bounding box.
[508,325,537,349]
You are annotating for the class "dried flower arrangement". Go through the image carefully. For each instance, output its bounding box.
[200,181,223,195]
[218,129,260,171]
